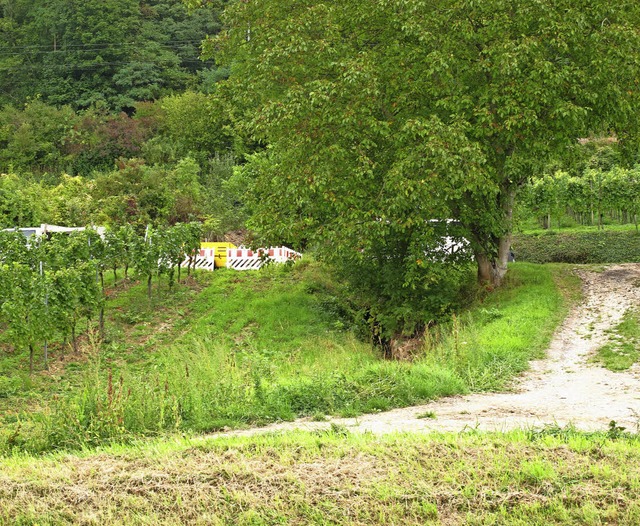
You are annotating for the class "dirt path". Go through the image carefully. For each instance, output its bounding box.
[219,264,640,438]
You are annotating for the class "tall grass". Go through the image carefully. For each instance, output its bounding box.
[423,263,574,391]
[0,262,578,454]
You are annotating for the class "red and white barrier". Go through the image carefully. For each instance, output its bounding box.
[180,248,216,269]
[180,246,302,271]
[227,246,302,271]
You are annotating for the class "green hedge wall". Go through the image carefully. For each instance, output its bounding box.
[512,230,640,264]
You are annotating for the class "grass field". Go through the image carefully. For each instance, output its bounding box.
[2,427,639,525]
[0,261,578,454]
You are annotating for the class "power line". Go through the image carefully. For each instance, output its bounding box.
[0,41,208,59]
[0,59,210,73]
[0,39,206,52]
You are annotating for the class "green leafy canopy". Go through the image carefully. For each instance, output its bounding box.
[213,0,640,251]
[206,0,640,333]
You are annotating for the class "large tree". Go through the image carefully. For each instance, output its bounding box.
[210,0,640,288]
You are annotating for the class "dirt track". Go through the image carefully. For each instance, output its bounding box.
[222,264,640,437]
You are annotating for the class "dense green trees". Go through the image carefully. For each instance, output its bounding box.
[0,160,230,233]
[0,92,239,232]
[0,1,239,237]
[522,167,640,231]
[1,0,639,347]
[0,0,225,110]
[211,0,640,289]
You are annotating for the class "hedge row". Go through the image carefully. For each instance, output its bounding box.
[512,230,640,264]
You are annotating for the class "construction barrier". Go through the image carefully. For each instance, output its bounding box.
[202,242,236,268]
[180,245,302,271]
[227,246,302,271]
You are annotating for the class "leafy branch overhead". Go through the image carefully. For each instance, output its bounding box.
[211,0,640,294]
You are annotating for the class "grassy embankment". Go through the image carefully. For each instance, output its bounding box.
[2,427,640,525]
[593,309,640,371]
[0,260,578,454]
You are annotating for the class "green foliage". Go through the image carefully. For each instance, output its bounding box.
[0,101,77,173]
[0,159,239,239]
[210,0,640,299]
[159,91,233,163]
[64,107,158,173]
[0,262,575,453]
[0,93,239,231]
[0,261,48,371]
[512,230,640,264]
[47,175,95,226]
[520,165,640,231]
[0,173,47,228]
[90,159,205,227]
[0,0,223,111]
[330,240,475,339]
[0,222,204,373]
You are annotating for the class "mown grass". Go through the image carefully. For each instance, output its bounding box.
[593,309,640,371]
[0,261,578,454]
[1,428,640,525]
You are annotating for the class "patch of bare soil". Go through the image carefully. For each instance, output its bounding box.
[221,264,640,437]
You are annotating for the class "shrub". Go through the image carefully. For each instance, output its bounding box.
[512,230,640,264]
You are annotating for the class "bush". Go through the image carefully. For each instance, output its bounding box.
[512,230,640,264]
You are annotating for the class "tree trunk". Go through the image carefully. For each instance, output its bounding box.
[472,185,515,288]
[29,344,34,374]
[43,340,48,370]
[474,240,511,287]
[99,307,105,340]
[542,213,550,229]
[475,252,494,283]
[147,274,153,299]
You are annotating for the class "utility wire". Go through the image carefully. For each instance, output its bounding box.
[0,60,210,73]
[0,39,206,52]
[0,42,207,58]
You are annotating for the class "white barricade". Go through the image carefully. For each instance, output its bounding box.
[180,247,216,270]
[227,246,302,271]
[180,246,302,271]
